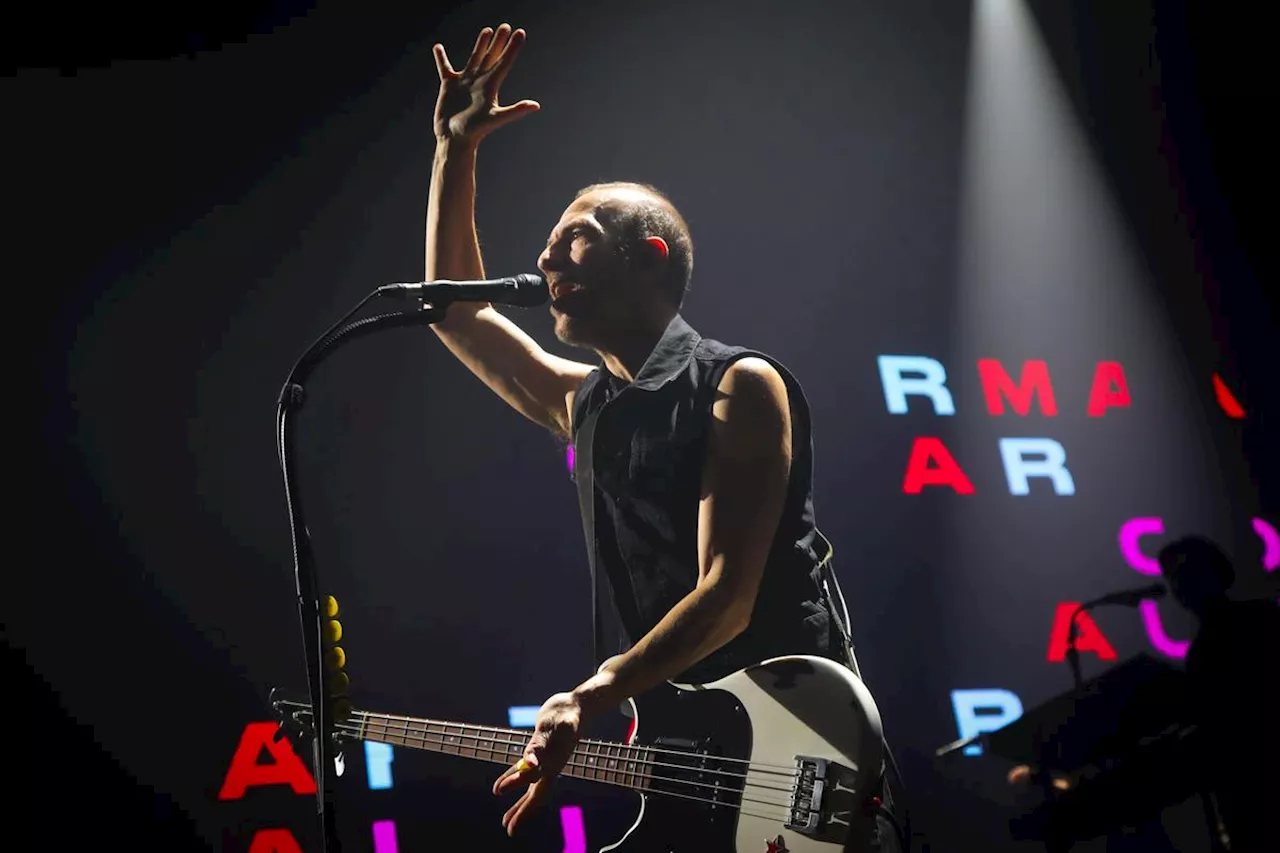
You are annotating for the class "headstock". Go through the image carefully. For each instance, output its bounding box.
[270,688,315,742]
[267,594,354,752]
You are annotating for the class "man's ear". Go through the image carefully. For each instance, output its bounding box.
[645,236,669,261]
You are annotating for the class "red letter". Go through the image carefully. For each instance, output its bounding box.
[1212,373,1246,418]
[978,359,1057,416]
[1046,602,1118,662]
[902,437,975,494]
[218,722,317,801]
[1086,362,1131,416]
[247,829,304,853]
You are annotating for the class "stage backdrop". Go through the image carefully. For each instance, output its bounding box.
[18,0,1276,851]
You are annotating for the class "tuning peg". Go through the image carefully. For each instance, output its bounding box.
[332,697,352,721]
[329,672,350,695]
[325,646,346,670]
[325,595,339,618]
[324,619,342,644]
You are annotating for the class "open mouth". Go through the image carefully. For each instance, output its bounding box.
[550,279,584,301]
[550,280,588,312]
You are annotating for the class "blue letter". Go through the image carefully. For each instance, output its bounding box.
[364,741,394,790]
[999,438,1075,495]
[951,689,1023,755]
[877,356,955,415]
[508,706,541,728]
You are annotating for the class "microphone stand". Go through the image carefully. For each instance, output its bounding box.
[1064,603,1088,694]
[1048,601,1095,819]
[276,294,447,852]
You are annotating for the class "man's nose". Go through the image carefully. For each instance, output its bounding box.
[538,248,563,273]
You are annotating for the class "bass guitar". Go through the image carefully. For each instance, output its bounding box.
[272,654,884,852]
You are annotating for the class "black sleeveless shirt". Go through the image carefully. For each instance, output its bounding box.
[569,314,841,683]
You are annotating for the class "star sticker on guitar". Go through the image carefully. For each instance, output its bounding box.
[766,837,788,853]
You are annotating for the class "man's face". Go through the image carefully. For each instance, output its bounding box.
[1159,550,1230,616]
[537,191,641,348]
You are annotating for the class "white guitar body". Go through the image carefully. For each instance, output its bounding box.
[603,654,886,853]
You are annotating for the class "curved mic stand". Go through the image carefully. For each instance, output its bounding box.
[276,295,447,852]
[1064,603,1088,694]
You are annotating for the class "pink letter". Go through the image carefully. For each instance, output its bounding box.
[1139,600,1189,658]
[560,806,587,853]
[1119,517,1165,576]
[1254,518,1279,572]
[372,820,399,853]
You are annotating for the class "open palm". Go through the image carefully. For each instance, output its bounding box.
[433,24,540,143]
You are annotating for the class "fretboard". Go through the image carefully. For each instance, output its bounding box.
[351,711,655,793]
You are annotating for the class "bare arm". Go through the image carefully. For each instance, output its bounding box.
[571,357,793,708]
[426,25,594,438]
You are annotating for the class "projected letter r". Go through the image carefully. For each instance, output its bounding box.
[877,355,956,415]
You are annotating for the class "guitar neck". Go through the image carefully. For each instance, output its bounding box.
[351,711,655,793]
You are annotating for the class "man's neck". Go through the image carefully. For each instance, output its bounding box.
[598,312,676,383]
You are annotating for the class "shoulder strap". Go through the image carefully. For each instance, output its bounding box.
[573,406,605,672]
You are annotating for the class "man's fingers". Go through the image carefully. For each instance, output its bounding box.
[432,44,456,79]
[490,100,540,130]
[501,787,532,833]
[492,754,539,795]
[480,23,513,73]
[488,27,526,87]
[504,779,551,836]
[463,27,494,74]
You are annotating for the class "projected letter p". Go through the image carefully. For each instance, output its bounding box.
[950,689,1023,756]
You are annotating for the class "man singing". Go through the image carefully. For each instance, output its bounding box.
[424,23,898,850]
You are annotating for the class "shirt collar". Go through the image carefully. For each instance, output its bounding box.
[607,313,702,392]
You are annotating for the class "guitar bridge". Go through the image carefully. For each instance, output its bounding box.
[785,756,865,839]
[785,756,828,832]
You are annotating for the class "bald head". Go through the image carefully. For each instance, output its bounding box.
[572,182,694,309]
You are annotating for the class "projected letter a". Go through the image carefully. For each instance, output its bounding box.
[218,722,317,800]
[247,830,304,853]
[903,437,974,494]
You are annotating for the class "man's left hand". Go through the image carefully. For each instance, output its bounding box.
[492,690,587,835]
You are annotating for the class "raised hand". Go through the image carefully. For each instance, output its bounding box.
[432,23,540,144]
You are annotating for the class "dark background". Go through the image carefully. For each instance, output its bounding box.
[11,1,1276,850]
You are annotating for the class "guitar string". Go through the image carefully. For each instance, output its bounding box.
[274,701,797,776]
[334,720,803,803]
[323,709,804,787]
[308,704,801,775]
[365,710,801,774]
[345,719,801,793]
[281,702,860,818]
[279,700,868,806]
[329,721,800,816]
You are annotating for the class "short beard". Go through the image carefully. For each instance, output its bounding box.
[553,314,596,348]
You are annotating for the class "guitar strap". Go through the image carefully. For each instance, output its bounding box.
[812,528,863,679]
[814,530,910,849]
[572,406,606,672]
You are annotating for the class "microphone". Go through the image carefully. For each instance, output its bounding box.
[1065,582,1168,691]
[378,274,548,307]
[1082,582,1168,609]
